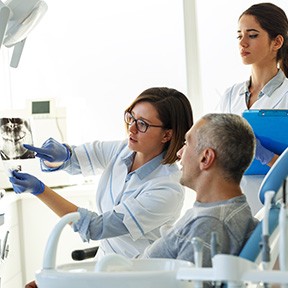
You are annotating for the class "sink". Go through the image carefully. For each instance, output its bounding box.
[36,258,193,288]
[35,212,193,288]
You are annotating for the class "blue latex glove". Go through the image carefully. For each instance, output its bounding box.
[9,170,45,195]
[255,138,274,165]
[23,137,71,163]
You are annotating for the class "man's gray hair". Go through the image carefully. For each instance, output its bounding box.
[196,113,255,183]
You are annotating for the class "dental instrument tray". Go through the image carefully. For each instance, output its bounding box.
[243,109,288,175]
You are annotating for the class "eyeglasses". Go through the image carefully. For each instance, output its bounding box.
[124,111,164,133]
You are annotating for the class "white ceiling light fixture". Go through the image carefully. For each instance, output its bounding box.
[0,0,48,68]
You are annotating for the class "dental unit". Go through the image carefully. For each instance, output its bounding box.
[34,148,288,288]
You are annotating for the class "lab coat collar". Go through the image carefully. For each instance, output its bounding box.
[239,69,285,98]
[262,69,285,97]
[122,151,165,180]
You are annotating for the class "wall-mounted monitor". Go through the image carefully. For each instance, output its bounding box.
[27,99,56,118]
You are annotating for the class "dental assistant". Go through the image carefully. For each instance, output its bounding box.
[9,87,193,259]
[218,3,288,214]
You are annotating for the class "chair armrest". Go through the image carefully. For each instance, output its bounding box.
[71,246,99,261]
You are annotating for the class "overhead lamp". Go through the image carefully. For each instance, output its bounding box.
[0,0,48,68]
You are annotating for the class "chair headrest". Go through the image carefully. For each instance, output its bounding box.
[258,147,288,205]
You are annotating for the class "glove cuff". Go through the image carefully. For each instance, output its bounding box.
[32,181,45,196]
[258,151,274,165]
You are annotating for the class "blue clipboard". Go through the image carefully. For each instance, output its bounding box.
[242,109,288,175]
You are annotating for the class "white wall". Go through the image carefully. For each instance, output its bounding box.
[1,0,187,144]
[0,49,11,106]
[2,0,288,139]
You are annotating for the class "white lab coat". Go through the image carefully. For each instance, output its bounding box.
[219,78,288,114]
[71,140,185,259]
[219,77,288,214]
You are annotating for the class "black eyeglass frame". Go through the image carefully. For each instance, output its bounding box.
[124,111,164,133]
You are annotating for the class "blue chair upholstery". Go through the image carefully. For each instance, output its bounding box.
[258,147,288,205]
[239,206,280,261]
[239,147,288,262]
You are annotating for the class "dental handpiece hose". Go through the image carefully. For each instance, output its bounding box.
[262,191,275,288]
[192,237,203,268]
[210,232,222,288]
[192,237,204,288]
[279,179,288,288]
[210,232,220,258]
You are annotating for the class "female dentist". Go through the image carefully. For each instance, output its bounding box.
[9,87,193,259]
[218,3,288,214]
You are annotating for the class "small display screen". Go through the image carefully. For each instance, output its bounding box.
[32,101,50,114]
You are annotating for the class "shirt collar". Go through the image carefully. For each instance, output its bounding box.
[122,151,165,180]
[261,69,285,97]
[240,69,285,99]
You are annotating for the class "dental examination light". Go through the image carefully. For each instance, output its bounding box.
[0,0,47,68]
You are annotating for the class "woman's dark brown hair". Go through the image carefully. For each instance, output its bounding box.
[240,3,288,76]
[125,87,193,164]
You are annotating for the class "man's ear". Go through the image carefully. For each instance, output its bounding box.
[200,148,216,170]
[162,129,173,143]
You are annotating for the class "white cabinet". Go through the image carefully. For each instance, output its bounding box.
[0,183,99,286]
[18,183,99,284]
[0,195,23,288]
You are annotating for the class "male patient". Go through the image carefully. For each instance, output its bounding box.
[25,113,258,288]
[138,113,259,266]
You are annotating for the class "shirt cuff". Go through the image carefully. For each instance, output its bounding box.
[73,207,93,242]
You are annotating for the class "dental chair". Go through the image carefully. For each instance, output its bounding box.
[35,148,288,288]
[239,146,288,268]
[239,148,288,268]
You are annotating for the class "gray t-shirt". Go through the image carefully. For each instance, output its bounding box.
[140,195,259,267]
